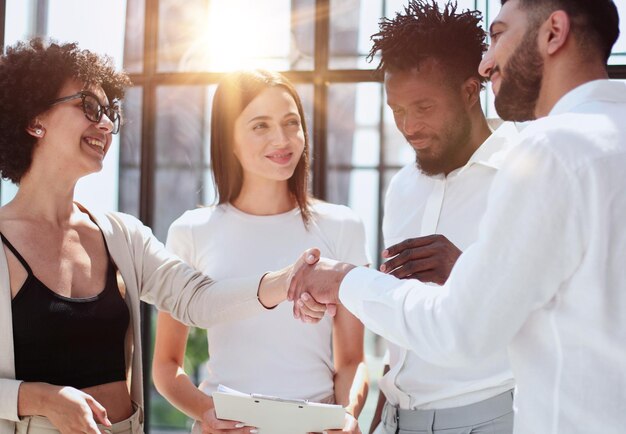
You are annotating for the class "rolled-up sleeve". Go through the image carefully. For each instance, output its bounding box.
[0,379,22,422]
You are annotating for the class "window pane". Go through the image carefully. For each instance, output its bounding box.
[609,0,626,65]
[329,0,382,69]
[327,168,380,265]
[123,0,145,73]
[0,181,18,206]
[6,0,126,66]
[328,83,382,168]
[153,85,210,240]
[119,86,144,218]
[158,0,315,72]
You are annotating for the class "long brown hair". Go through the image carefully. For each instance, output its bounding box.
[210,69,311,223]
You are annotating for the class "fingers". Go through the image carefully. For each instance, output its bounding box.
[85,396,111,427]
[200,409,257,433]
[297,293,330,323]
[287,248,320,300]
[305,248,321,264]
[326,413,360,433]
[326,303,337,317]
[380,244,437,273]
[299,293,326,316]
[382,235,440,258]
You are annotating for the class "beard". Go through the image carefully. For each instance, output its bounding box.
[411,111,472,176]
[494,26,544,122]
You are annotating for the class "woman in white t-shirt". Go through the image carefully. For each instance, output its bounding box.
[152,70,370,434]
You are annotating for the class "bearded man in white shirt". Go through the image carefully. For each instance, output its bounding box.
[361,2,518,433]
[289,0,625,433]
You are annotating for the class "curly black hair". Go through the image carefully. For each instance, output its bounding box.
[368,0,487,86]
[0,38,131,184]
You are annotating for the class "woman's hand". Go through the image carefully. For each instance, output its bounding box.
[326,412,362,433]
[296,292,336,323]
[197,408,257,434]
[39,385,111,434]
[309,412,361,434]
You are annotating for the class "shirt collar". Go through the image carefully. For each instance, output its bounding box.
[550,79,626,116]
[454,121,521,177]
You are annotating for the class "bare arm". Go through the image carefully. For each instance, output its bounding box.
[152,311,213,421]
[328,305,368,433]
[368,364,390,434]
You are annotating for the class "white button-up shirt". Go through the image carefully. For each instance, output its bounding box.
[380,122,519,410]
[340,80,626,433]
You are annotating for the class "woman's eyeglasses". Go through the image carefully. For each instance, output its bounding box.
[50,90,121,134]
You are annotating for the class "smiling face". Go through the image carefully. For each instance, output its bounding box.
[36,79,115,178]
[385,59,473,176]
[479,0,544,121]
[232,86,305,187]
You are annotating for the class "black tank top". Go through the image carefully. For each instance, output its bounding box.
[1,233,130,389]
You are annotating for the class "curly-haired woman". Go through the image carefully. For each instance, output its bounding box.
[0,39,295,434]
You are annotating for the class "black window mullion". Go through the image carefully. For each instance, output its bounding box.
[313,0,330,200]
[140,0,159,431]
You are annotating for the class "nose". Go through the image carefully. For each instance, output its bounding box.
[272,126,291,147]
[479,45,495,79]
[400,111,424,137]
[97,112,114,134]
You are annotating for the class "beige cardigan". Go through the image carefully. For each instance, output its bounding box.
[0,210,265,434]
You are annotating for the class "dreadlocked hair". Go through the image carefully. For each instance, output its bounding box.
[368,0,487,86]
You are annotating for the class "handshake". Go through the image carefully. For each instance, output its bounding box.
[284,248,356,323]
[277,234,461,323]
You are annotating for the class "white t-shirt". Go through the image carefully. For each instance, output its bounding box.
[167,201,369,402]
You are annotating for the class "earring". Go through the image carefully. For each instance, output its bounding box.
[35,128,43,135]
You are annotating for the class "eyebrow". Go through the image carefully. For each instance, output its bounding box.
[387,98,432,107]
[489,20,505,34]
[247,112,300,124]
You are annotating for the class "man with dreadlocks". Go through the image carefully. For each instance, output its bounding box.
[362,1,519,433]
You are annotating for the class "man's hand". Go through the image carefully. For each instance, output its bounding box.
[380,234,461,285]
[287,249,355,320]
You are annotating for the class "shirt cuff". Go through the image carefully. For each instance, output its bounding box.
[0,379,22,421]
[339,266,385,318]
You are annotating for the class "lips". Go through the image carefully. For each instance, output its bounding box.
[490,68,502,94]
[83,136,106,155]
[406,135,432,150]
[266,151,293,165]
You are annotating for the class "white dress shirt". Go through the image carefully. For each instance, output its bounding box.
[380,122,519,410]
[340,80,626,433]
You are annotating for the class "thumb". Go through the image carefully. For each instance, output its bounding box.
[326,303,338,317]
[304,248,321,264]
[86,396,111,426]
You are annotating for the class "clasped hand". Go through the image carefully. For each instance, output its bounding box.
[286,248,355,322]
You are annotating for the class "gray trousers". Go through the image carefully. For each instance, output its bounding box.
[373,390,514,434]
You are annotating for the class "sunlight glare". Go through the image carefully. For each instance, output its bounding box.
[183,0,292,71]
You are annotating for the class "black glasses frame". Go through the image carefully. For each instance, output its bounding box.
[50,90,121,134]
